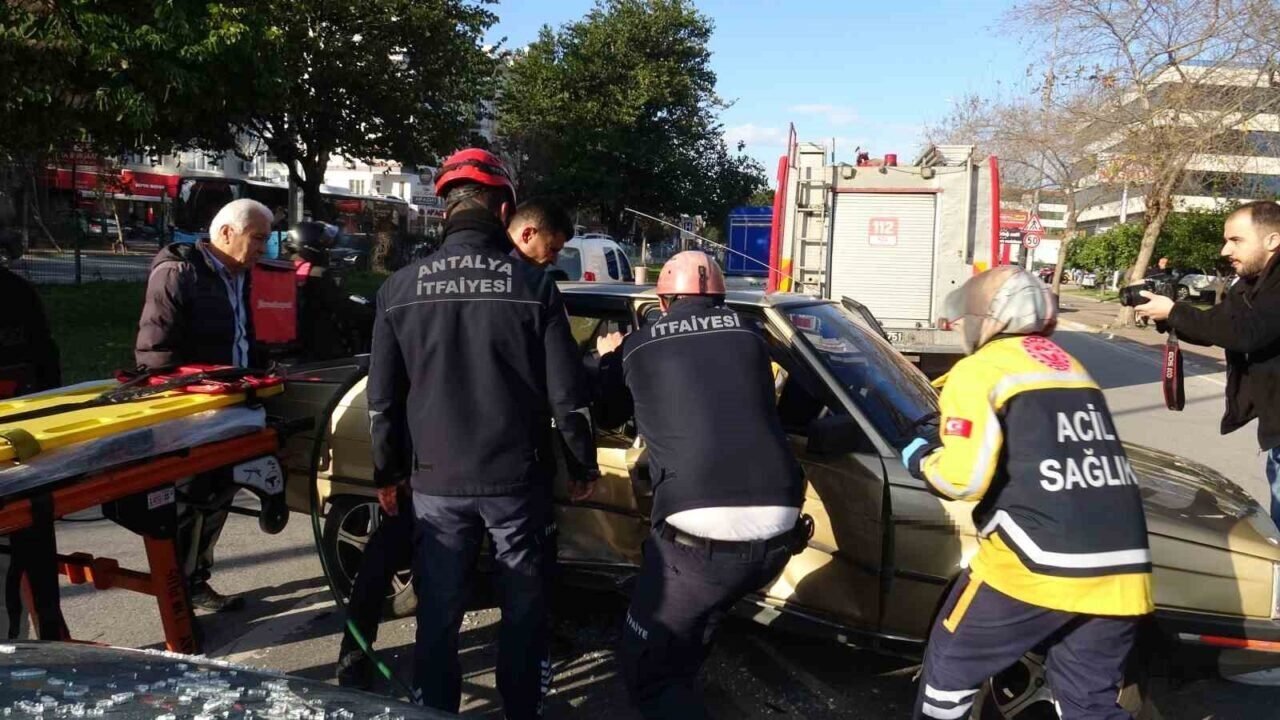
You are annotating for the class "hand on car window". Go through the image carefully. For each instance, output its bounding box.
[596,331,625,357]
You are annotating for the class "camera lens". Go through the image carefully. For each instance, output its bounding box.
[1119,284,1146,307]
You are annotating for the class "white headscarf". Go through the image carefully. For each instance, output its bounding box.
[942,266,1057,354]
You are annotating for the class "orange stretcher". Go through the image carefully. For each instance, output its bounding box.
[0,427,281,654]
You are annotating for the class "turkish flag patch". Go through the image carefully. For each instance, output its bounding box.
[943,417,973,438]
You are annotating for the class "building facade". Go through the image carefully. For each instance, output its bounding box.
[1072,65,1280,234]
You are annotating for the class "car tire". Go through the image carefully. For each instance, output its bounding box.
[970,649,1162,719]
[321,494,418,619]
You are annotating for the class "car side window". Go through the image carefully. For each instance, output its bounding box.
[639,304,663,327]
[605,248,621,280]
[617,250,633,282]
[556,246,583,280]
[734,309,836,436]
[568,316,604,346]
[765,336,834,436]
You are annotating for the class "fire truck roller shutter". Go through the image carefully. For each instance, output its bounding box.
[829,193,937,324]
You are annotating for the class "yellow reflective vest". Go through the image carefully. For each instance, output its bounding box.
[917,335,1153,616]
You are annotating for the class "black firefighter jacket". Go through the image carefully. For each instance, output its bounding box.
[367,209,598,496]
[0,267,60,396]
[594,297,805,525]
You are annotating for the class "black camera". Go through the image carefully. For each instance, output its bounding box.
[1119,280,1175,307]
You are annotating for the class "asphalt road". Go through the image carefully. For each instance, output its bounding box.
[45,330,1280,718]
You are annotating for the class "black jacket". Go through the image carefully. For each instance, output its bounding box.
[0,267,60,396]
[1167,255,1280,449]
[367,209,598,495]
[596,297,804,524]
[135,242,254,368]
[296,262,373,360]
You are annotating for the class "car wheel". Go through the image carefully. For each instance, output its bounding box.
[1175,285,1190,301]
[970,651,1162,719]
[321,494,417,619]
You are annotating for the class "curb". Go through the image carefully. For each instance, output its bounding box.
[1058,318,1105,333]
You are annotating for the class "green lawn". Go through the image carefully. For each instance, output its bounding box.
[35,270,391,385]
[343,270,389,299]
[37,281,146,384]
[1062,287,1120,303]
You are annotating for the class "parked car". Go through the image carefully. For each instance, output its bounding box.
[1172,268,1224,302]
[85,216,120,239]
[554,234,633,282]
[1080,271,1099,288]
[268,284,1280,718]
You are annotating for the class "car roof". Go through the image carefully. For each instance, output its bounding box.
[566,236,619,247]
[556,281,832,309]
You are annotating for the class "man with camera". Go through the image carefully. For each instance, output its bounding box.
[1136,200,1280,528]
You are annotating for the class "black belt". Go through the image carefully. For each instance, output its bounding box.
[655,514,812,558]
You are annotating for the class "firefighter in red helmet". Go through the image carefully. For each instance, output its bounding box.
[365,148,597,717]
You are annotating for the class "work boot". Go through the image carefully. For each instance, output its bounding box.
[189,582,245,613]
[336,636,374,690]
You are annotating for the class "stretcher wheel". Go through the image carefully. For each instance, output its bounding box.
[258,495,290,534]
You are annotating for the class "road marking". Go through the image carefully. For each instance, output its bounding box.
[207,591,335,664]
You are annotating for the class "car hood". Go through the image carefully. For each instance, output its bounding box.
[1128,443,1280,561]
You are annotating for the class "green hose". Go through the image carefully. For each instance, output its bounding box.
[304,362,417,701]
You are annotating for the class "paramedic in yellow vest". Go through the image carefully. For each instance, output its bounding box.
[901,266,1152,720]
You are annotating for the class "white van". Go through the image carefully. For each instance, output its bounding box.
[555,234,633,282]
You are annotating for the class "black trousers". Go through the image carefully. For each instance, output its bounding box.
[342,504,414,650]
[915,570,1141,720]
[175,469,235,587]
[411,491,554,720]
[619,531,792,720]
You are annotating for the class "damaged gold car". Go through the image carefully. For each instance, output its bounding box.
[267,283,1280,718]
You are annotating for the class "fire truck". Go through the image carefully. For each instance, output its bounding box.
[768,130,1003,376]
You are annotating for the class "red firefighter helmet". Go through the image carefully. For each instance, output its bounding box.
[434,148,516,204]
[656,251,727,296]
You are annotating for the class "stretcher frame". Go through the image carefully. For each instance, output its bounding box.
[0,427,281,654]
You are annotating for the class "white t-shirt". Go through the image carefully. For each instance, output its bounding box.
[665,506,799,541]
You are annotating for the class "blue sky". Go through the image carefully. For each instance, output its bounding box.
[490,1,1038,176]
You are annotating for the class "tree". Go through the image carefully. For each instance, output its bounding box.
[1007,0,1280,324]
[1159,207,1234,272]
[1063,208,1232,293]
[746,188,775,207]
[0,1,259,157]
[928,89,1109,295]
[496,0,746,236]
[1064,223,1142,274]
[692,140,769,234]
[1,2,262,246]
[235,0,497,225]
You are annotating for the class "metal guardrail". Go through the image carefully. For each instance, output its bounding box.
[4,245,157,285]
